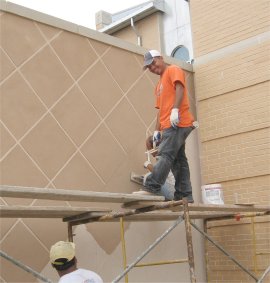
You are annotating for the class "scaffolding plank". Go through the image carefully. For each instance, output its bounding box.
[0,185,164,203]
[0,206,110,218]
[175,203,270,213]
[0,205,267,222]
[123,201,270,213]
[120,211,236,222]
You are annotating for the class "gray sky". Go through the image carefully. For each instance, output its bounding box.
[7,0,148,29]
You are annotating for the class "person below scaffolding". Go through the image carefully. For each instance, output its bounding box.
[50,241,103,283]
[132,135,175,200]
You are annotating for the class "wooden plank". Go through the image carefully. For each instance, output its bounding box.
[70,211,236,222]
[0,206,110,218]
[65,200,186,225]
[121,200,164,209]
[1,206,264,222]
[234,203,257,206]
[123,201,270,213]
[176,203,270,213]
[0,185,164,203]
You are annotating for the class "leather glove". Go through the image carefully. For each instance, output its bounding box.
[144,160,152,169]
[152,131,161,148]
[170,108,180,128]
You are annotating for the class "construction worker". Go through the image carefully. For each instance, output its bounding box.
[134,50,195,203]
[50,241,103,283]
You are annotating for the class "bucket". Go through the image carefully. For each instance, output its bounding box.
[201,184,224,205]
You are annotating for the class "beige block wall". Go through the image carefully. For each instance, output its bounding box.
[206,216,270,283]
[113,13,162,51]
[190,0,270,282]
[190,0,270,57]
[0,7,204,283]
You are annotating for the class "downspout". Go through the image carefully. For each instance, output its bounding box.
[130,17,142,46]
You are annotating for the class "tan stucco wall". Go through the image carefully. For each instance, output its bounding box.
[190,0,270,282]
[0,4,204,283]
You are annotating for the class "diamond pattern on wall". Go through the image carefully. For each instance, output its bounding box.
[89,38,110,56]
[1,13,46,66]
[81,125,126,183]
[20,114,76,179]
[102,47,143,92]
[78,61,123,117]
[51,86,100,147]
[53,152,104,191]
[36,22,61,41]
[20,46,74,108]
[1,145,48,191]
[105,98,146,153]
[22,218,67,250]
[0,218,17,239]
[51,31,98,80]
[0,123,16,159]
[1,222,49,283]
[0,48,15,82]
[1,72,46,139]
[127,75,158,126]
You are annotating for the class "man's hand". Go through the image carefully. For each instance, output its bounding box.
[153,131,161,148]
[144,160,152,169]
[170,108,180,128]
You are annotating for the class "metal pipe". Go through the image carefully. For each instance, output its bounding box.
[120,217,128,283]
[183,200,196,282]
[251,216,258,275]
[257,265,270,283]
[130,17,142,46]
[135,259,188,267]
[112,215,184,283]
[190,222,258,281]
[0,250,53,283]
[68,222,73,242]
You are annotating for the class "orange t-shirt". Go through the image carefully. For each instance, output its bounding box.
[155,65,194,130]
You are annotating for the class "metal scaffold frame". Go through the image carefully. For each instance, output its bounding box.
[0,185,270,283]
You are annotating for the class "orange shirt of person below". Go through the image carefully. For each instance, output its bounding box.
[155,65,194,130]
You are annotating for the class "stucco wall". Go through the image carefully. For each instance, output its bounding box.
[0,5,204,283]
[190,0,270,282]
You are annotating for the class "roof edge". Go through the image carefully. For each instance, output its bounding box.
[0,1,193,72]
[99,1,165,34]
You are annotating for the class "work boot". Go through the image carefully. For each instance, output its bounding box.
[173,195,194,203]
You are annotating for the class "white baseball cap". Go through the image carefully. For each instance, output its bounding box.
[50,241,75,265]
[143,50,161,70]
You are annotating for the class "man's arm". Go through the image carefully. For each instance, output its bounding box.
[173,81,184,108]
[155,110,161,131]
[170,81,184,128]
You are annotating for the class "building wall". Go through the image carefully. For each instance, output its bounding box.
[190,0,270,282]
[113,13,163,51]
[0,6,205,283]
[162,0,194,59]
[190,0,270,58]
[110,0,194,59]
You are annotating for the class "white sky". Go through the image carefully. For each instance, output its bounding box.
[7,0,148,29]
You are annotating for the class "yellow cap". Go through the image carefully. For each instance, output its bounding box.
[50,241,75,265]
